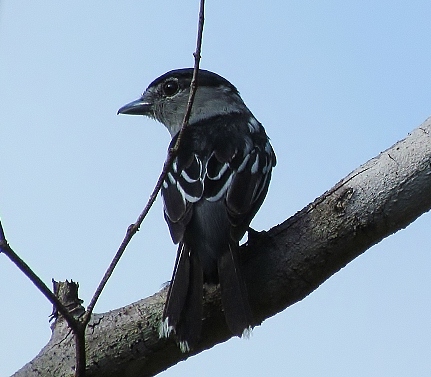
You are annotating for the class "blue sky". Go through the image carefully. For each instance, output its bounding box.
[1,1,431,376]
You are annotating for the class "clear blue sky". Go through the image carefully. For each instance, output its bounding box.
[1,2,431,376]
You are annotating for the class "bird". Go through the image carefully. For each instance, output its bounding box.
[118,68,276,352]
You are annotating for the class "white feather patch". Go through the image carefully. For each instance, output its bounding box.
[206,173,233,202]
[181,169,198,183]
[241,326,253,339]
[176,181,201,203]
[207,161,229,180]
[159,317,174,339]
[179,341,191,353]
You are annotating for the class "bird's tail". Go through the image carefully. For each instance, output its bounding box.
[159,243,203,352]
[218,242,253,337]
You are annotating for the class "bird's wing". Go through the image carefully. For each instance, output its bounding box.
[225,139,276,240]
[162,151,203,244]
[162,131,275,244]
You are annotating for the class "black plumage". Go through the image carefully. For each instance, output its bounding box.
[118,69,276,351]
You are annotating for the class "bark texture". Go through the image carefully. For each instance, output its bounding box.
[13,118,431,377]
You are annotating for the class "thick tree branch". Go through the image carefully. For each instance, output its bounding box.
[13,117,431,377]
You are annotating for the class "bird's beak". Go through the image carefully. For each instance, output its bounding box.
[117,97,152,116]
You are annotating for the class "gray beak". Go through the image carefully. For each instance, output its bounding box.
[117,97,152,115]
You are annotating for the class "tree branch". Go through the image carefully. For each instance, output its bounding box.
[0,225,80,331]
[13,118,431,377]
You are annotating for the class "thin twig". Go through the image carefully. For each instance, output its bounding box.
[0,220,79,331]
[83,0,206,323]
[0,221,86,376]
[172,0,205,151]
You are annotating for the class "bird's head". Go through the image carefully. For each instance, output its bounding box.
[118,68,249,136]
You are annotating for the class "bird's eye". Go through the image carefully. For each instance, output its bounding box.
[162,79,179,96]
